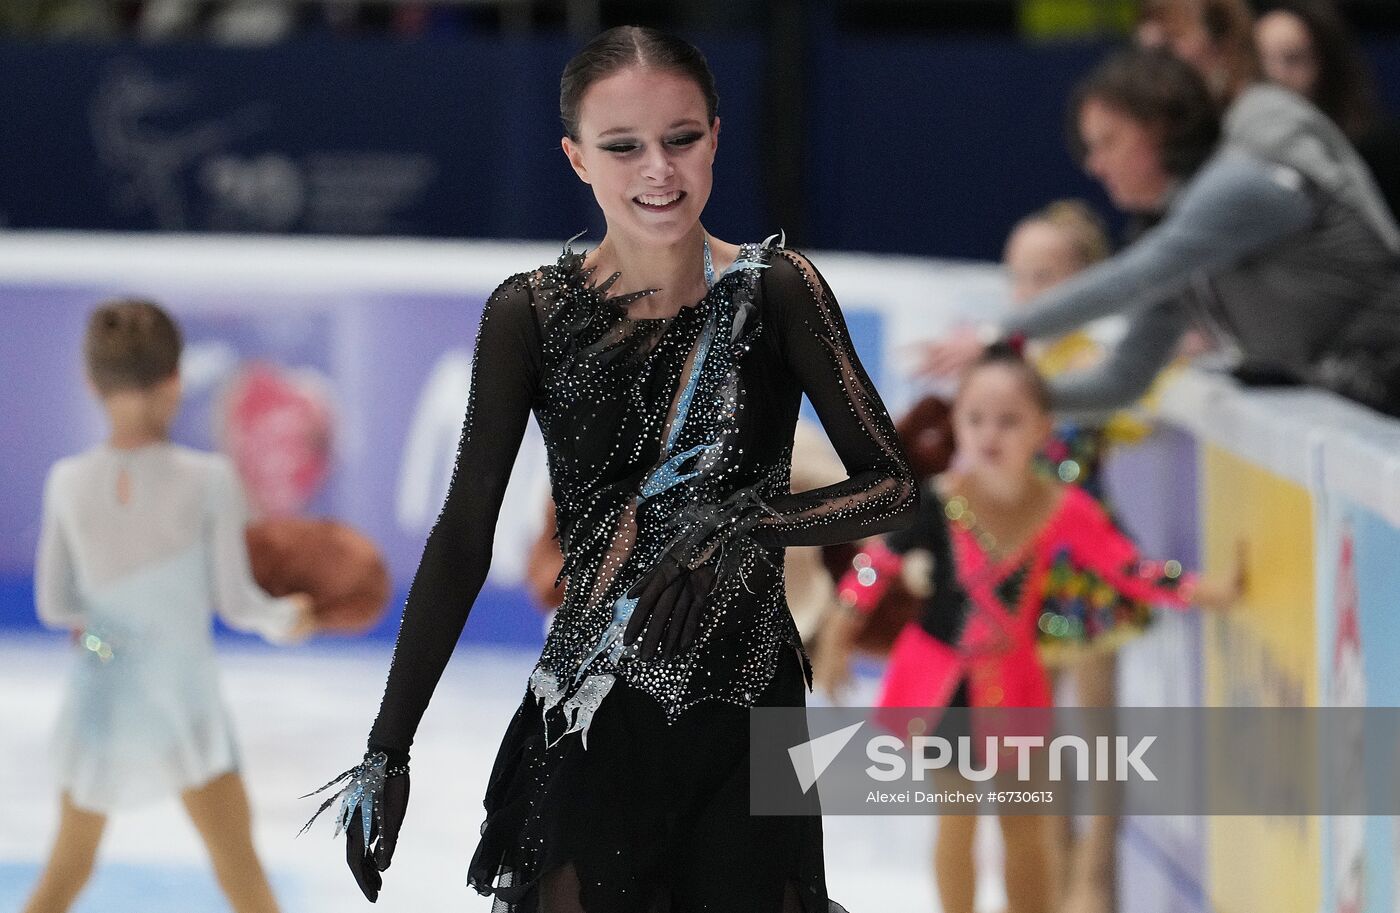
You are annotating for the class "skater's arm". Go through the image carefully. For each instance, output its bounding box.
[206,456,305,643]
[35,465,83,629]
[747,248,919,547]
[886,488,968,645]
[1061,488,1198,608]
[368,278,541,758]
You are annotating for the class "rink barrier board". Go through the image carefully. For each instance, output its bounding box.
[1146,369,1400,913]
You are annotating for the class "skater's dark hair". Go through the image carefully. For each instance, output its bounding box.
[560,26,718,140]
[84,298,182,393]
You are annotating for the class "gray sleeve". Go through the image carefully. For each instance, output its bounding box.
[1004,150,1316,340]
[1048,297,1190,414]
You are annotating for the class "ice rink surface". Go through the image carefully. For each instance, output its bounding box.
[1,636,1011,912]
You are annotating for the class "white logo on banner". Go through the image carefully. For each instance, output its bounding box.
[90,62,270,230]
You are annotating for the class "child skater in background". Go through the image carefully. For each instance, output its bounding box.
[830,201,1207,912]
[1004,200,1146,913]
[22,300,317,913]
[876,345,1242,913]
[999,200,1222,913]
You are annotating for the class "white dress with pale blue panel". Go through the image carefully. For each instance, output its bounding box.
[35,443,301,812]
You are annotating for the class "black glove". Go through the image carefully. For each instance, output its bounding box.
[345,768,409,903]
[656,483,768,570]
[619,484,776,662]
[622,555,718,661]
[300,749,410,904]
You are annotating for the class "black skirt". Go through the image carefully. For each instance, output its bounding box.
[467,646,847,913]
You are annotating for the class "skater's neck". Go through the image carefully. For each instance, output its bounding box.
[586,225,712,317]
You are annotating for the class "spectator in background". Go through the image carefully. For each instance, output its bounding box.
[1255,0,1400,219]
[1137,0,1399,224]
[1136,0,1259,102]
[138,0,296,43]
[917,49,1400,417]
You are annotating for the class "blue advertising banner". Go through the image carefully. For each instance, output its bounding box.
[0,37,767,244]
[1318,497,1400,913]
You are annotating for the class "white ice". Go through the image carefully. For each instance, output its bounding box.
[1,635,1008,912]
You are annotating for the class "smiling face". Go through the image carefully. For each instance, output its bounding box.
[1256,10,1320,99]
[1078,98,1173,213]
[954,364,1053,479]
[561,66,718,248]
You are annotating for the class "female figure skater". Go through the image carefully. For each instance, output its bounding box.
[23,300,315,913]
[306,25,917,913]
[878,345,1240,913]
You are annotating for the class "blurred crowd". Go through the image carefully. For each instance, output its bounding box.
[0,0,753,43]
[6,0,1399,45]
[0,1,502,43]
[915,0,1400,420]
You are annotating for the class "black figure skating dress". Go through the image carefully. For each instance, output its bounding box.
[367,238,918,912]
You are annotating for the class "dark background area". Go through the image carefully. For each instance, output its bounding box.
[2,0,1398,260]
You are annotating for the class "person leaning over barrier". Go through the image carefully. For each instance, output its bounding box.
[916,48,1400,419]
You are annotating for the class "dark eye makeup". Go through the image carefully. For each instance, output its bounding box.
[598,132,705,155]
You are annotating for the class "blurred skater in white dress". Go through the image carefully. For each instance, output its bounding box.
[22,299,316,913]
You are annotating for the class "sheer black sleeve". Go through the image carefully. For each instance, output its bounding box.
[368,277,541,757]
[886,484,968,645]
[749,249,919,548]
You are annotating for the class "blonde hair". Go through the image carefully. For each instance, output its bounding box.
[84,298,182,394]
[1022,199,1112,268]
